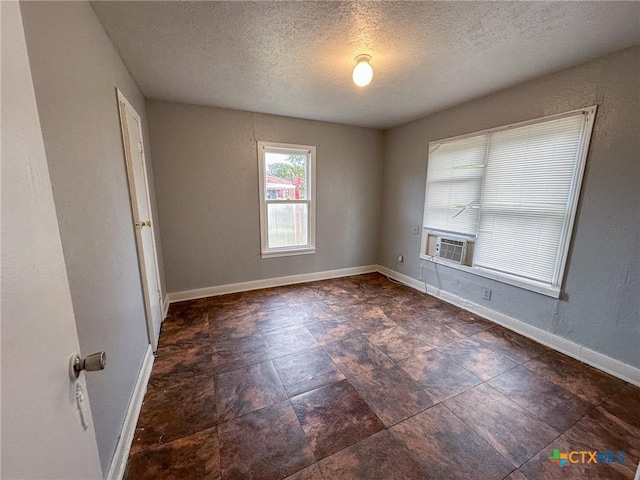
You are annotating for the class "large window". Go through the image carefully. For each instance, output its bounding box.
[258,141,316,258]
[421,107,596,297]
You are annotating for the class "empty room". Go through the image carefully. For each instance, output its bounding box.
[2,1,639,479]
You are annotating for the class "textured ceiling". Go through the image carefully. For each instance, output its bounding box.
[91,1,640,129]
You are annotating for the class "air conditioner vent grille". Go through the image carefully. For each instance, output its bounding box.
[436,236,468,264]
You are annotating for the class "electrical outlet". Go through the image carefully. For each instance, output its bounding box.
[398,255,404,263]
[482,288,492,301]
[413,225,421,235]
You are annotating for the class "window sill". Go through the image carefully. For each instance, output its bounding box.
[261,248,316,259]
[420,254,561,298]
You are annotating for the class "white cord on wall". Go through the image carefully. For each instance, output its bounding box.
[385,255,405,286]
[423,256,438,296]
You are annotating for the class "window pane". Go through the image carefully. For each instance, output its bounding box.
[474,114,585,286]
[267,203,308,248]
[423,135,487,236]
[265,151,307,200]
[476,210,565,283]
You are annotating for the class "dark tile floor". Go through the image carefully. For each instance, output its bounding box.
[126,273,640,480]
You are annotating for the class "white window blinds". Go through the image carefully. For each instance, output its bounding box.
[422,107,595,294]
[473,115,586,285]
[423,135,487,236]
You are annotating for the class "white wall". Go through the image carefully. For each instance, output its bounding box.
[1,2,102,477]
[380,47,640,368]
[20,1,166,473]
[147,101,384,293]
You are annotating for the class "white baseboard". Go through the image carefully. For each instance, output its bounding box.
[162,294,170,319]
[106,345,155,480]
[378,266,427,293]
[378,266,640,387]
[167,265,378,303]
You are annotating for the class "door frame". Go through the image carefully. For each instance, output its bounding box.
[116,88,163,351]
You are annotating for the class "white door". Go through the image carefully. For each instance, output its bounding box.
[117,90,163,351]
[1,2,103,477]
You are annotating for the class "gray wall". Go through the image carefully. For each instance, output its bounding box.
[146,101,384,293]
[20,1,166,472]
[380,47,640,368]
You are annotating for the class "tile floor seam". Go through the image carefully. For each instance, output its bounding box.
[383,427,435,479]
[501,469,521,480]
[466,331,548,365]
[596,379,630,405]
[432,345,500,380]
[487,365,600,432]
[439,401,518,468]
[210,332,271,372]
[515,424,571,474]
[213,367,299,422]
[473,381,562,432]
[266,345,312,463]
[435,343,522,381]
[129,423,219,455]
[372,399,444,428]
[444,384,565,471]
[519,355,625,407]
[286,385,320,464]
[344,377,433,429]
[130,421,220,457]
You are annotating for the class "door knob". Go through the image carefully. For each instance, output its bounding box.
[69,352,106,380]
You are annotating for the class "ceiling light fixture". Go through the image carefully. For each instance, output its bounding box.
[352,54,373,87]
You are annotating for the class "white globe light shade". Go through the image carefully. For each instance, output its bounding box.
[352,57,373,87]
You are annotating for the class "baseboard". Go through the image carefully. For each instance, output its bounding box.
[162,294,170,318]
[378,266,640,387]
[167,265,379,303]
[378,265,427,293]
[106,345,155,480]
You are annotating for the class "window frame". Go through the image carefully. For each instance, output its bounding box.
[257,141,316,258]
[421,106,597,298]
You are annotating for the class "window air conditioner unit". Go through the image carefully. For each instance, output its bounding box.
[435,236,468,264]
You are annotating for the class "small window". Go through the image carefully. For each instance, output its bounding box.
[258,141,316,258]
[422,107,596,297]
